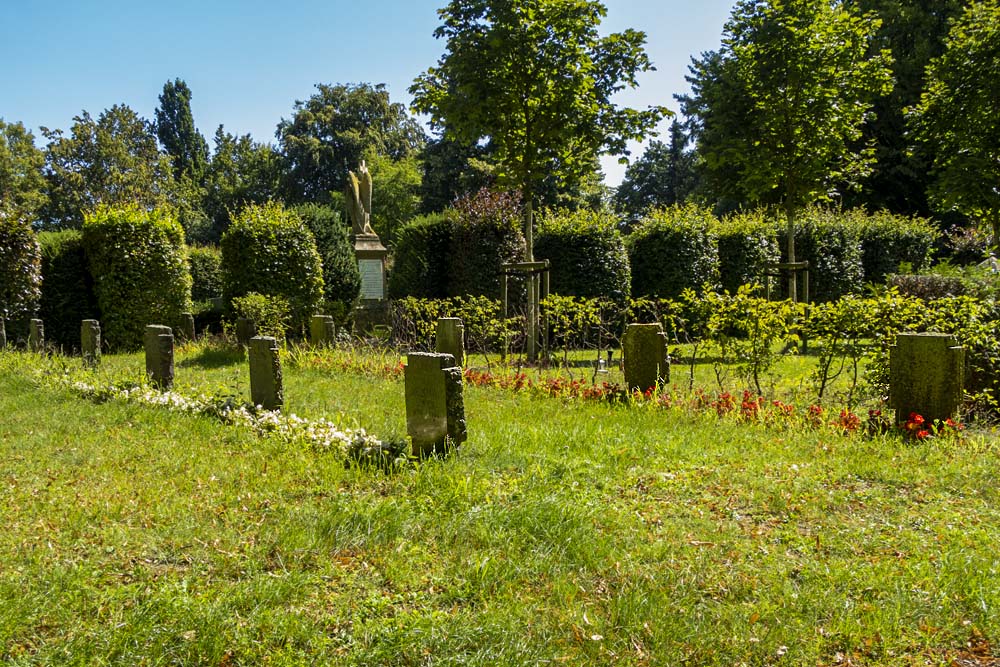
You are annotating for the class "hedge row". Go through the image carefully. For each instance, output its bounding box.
[0,211,42,326]
[37,230,99,350]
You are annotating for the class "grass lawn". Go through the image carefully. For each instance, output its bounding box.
[1,344,998,665]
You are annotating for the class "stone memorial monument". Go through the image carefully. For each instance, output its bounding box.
[144,325,174,389]
[235,317,256,348]
[310,315,336,347]
[179,313,196,341]
[81,319,101,367]
[249,336,283,411]
[436,318,465,367]
[28,319,44,352]
[346,161,388,302]
[405,352,467,457]
[889,332,964,424]
[622,323,670,392]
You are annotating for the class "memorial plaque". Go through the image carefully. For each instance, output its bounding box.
[359,259,384,300]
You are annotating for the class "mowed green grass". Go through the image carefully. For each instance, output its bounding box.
[1,346,999,666]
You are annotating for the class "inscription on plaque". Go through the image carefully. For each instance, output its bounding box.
[359,259,384,300]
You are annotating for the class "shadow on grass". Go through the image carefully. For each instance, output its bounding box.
[178,346,245,369]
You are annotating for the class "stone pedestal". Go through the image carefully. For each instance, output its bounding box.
[352,233,388,302]
[144,325,174,389]
[236,317,256,348]
[889,332,964,424]
[179,313,196,341]
[405,352,467,457]
[81,320,101,367]
[436,318,465,367]
[28,319,44,352]
[310,315,336,347]
[249,336,283,411]
[622,323,669,392]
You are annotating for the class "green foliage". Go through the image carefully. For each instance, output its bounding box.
[231,292,291,342]
[418,137,496,214]
[187,245,222,302]
[365,151,422,247]
[390,295,515,355]
[411,0,667,226]
[627,205,720,299]
[449,188,526,299]
[851,209,939,282]
[37,230,99,350]
[535,209,631,302]
[278,83,425,204]
[81,205,192,350]
[220,202,324,329]
[293,203,361,315]
[0,118,47,219]
[910,0,1000,246]
[41,105,175,228]
[0,211,42,321]
[387,212,457,299]
[775,208,864,302]
[614,121,697,226]
[714,210,780,295]
[155,79,209,182]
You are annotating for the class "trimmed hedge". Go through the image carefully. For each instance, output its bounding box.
[188,245,223,302]
[850,210,939,283]
[715,210,780,294]
[221,202,324,329]
[627,205,720,299]
[81,205,193,350]
[776,208,864,303]
[535,209,631,302]
[0,211,42,324]
[449,188,526,299]
[293,203,361,316]
[388,212,456,299]
[37,230,99,351]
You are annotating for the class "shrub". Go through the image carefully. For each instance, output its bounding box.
[388,211,457,299]
[37,230,99,350]
[220,202,324,330]
[81,205,192,350]
[535,209,631,302]
[0,210,42,327]
[714,210,780,294]
[231,292,291,341]
[849,209,938,283]
[627,204,720,299]
[293,203,361,317]
[887,274,967,300]
[449,188,526,299]
[776,208,863,303]
[188,245,223,302]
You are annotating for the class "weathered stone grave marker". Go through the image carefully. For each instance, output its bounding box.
[0,318,6,348]
[310,315,336,347]
[889,332,964,424]
[405,352,467,457]
[236,317,256,347]
[436,317,465,367]
[28,319,45,352]
[622,323,669,392]
[249,336,283,411]
[144,325,174,389]
[179,313,196,341]
[81,320,101,367]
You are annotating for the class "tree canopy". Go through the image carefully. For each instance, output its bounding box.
[0,119,47,219]
[155,78,209,183]
[614,120,697,226]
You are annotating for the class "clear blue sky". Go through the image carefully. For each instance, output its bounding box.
[1,0,734,185]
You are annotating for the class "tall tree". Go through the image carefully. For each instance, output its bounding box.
[277,83,426,204]
[41,105,174,228]
[155,78,210,183]
[614,120,697,226]
[0,119,47,219]
[419,136,497,214]
[680,0,892,300]
[910,0,1000,247]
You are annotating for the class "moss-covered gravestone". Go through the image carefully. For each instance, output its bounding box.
[28,319,44,352]
[622,323,669,392]
[405,352,467,457]
[310,315,336,347]
[436,318,465,367]
[249,336,283,411]
[889,333,964,424]
[81,320,101,367]
[235,317,256,348]
[144,325,174,389]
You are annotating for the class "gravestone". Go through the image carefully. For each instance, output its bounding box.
[81,320,101,367]
[436,318,465,367]
[144,325,174,389]
[405,352,467,457]
[622,323,669,392]
[889,332,964,424]
[310,315,336,347]
[28,319,44,352]
[236,317,256,347]
[179,313,196,341]
[0,318,5,348]
[249,336,283,411]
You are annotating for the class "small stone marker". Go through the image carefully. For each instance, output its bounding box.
[310,315,336,347]
[0,318,6,348]
[436,318,465,367]
[28,319,44,352]
[236,317,256,347]
[144,325,174,389]
[405,352,467,457]
[249,336,283,410]
[890,332,964,424]
[622,323,669,392]
[179,313,196,341]
[81,320,101,367]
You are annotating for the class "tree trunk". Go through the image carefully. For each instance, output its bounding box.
[524,196,537,362]
[785,204,797,304]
